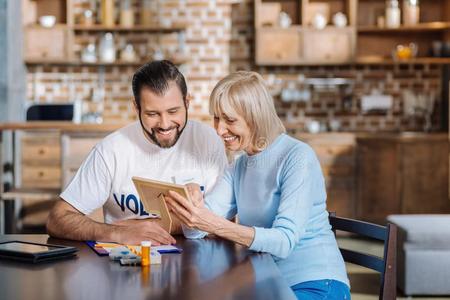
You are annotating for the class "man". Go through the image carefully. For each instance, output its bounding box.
[47,60,227,245]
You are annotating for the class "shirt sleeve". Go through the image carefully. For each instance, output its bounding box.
[182,163,238,239]
[248,145,325,259]
[60,147,112,215]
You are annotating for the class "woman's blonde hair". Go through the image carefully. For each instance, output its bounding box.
[209,71,286,151]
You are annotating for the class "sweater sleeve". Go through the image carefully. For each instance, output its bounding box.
[182,163,238,239]
[248,145,326,259]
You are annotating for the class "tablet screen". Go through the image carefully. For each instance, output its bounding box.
[0,242,61,254]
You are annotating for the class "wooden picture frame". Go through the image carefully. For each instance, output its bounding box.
[132,176,192,234]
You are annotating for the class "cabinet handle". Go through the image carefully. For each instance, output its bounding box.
[38,149,45,155]
[38,171,45,178]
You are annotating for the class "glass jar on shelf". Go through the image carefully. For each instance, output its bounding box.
[120,44,137,62]
[403,0,420,26]
[82,9,94,26]
[120,0,134,27]
[81,43,97,63]
[101,0,115,26]
[99,32,116,63]
[385,0,401,28]
[141,0,154,26]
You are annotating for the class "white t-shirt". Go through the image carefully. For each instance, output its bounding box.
[60,120,227,224]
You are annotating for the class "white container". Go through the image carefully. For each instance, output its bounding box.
[306,120,321,134]
[39,15,56,28]
[120,0,134,27]
[361,94,393,112]
[120,44,137,62]
[73,98,83,124]
[332,12,348,28]
[278,12,292,28]
[312,13,327,30]
[99,32,116,63]
[403,0,420,26]
[81,43,97,63]
[386,0,401,28]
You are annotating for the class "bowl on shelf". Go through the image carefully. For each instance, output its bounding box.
[392,43,418,60]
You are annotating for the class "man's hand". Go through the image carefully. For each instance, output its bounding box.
[112,219,176,246]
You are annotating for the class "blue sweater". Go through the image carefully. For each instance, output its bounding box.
[183,134,349,287]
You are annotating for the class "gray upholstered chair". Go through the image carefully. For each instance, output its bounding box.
[388,214,450,296]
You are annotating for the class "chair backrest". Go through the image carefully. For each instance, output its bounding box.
[329,212,397,300]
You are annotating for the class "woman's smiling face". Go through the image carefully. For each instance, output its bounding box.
[214,111,257,155]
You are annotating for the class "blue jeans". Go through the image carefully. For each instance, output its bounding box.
[291,279,351,299]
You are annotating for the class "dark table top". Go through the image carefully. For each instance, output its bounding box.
[0,235,295,300]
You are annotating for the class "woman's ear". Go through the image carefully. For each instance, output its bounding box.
[132,100,139,115]
[185,93,193,109]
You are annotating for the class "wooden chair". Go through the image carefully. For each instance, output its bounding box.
[329,212,397,300]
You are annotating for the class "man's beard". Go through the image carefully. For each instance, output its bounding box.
[138,111,187,148]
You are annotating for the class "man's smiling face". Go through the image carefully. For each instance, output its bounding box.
[138,81,188,148]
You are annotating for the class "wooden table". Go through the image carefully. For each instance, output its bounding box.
[0,235,296,300]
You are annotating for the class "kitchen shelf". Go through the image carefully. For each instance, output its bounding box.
[253,57,450,66]
[358,22,450,33]
[355,57,450,65]
[1,188,60,201]
[25,24,69,30]
[72,23,187,33]
[24,58,189,67]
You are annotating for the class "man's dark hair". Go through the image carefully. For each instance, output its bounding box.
[132,60,188,110]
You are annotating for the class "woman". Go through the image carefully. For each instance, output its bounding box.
[165,71,350,299]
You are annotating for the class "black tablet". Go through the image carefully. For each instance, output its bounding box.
[0,241,78,263]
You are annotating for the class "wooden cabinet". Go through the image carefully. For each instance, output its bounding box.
[20,132,61,189]
[357,139,399,222]
[24,25,69,60]
[357,135,450,223]
[256,27,303,64]
[296,133,449,222]
[17,130,107,227]
[254,0,357,65]
[298,133,357,218]
[303,27,355,63]
[401,141,449,213]
[22,0,187,66]
[254,0,450,65]
[17,131,61,231]
[255,26,356,65]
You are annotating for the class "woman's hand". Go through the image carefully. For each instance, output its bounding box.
[185,183,204,208]
[166,184,255,247]
[165,189,215,233]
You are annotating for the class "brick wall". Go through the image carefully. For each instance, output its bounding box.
[26,0,445,132]
[228,0,444,133]
[26,0,235,123]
